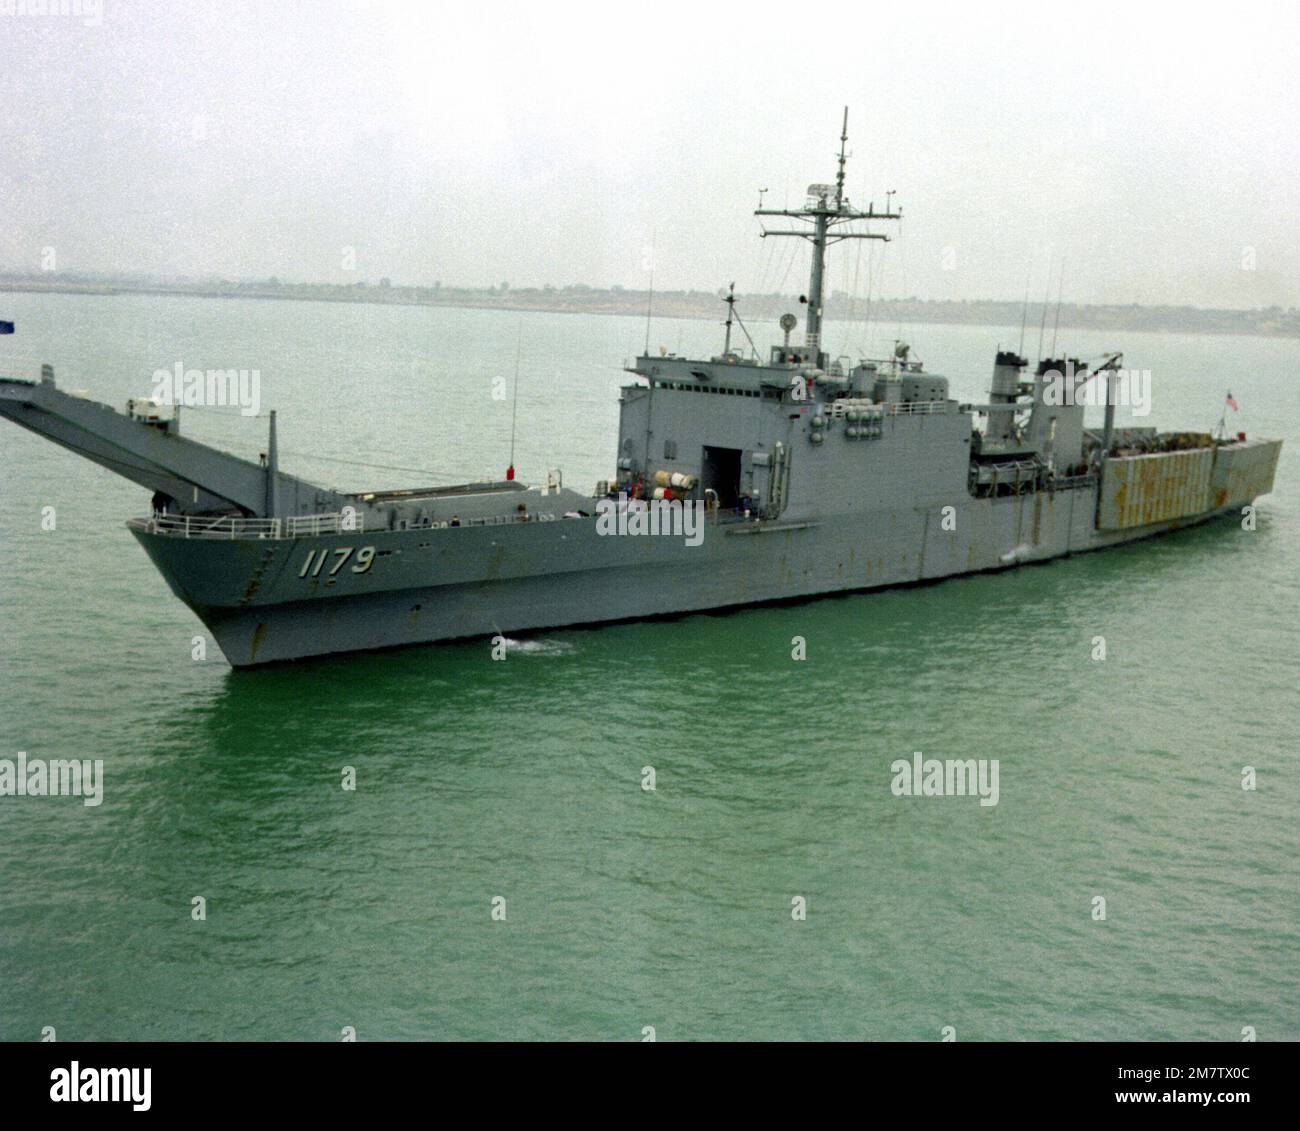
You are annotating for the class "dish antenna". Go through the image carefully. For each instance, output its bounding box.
[780,312,797,348]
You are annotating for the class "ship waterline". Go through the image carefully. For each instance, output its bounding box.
[131,466,1273,667]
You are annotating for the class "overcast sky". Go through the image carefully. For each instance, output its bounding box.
[2,0,1296,307]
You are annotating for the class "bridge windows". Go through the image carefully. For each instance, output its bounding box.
[652,380,761,398]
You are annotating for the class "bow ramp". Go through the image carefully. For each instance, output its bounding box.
[0,366,348,517]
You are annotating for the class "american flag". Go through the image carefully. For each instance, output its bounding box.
[1225,392,1239,412]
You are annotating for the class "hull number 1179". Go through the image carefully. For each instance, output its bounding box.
[299,546,376,578]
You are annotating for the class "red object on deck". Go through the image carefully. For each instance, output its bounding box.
[506,465,515,481]
[1238,431,1247,441]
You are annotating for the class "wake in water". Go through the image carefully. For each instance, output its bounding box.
[496,637,575,656]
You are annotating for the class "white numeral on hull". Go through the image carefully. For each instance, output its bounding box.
[299,545,375,578]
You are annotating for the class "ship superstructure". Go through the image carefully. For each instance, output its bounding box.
[0,112,1281,666]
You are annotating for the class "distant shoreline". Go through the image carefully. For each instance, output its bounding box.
[1,277,1296,340]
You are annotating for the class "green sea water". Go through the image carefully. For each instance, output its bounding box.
[0,293,1296,1041]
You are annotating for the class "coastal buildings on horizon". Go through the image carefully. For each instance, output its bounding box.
[1,271,1297,339]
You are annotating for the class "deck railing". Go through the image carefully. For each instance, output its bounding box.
[284,512,365,536]
[881,400,953,415]
[130,511,364,540]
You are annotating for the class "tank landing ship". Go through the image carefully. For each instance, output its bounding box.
[0,114,1281,667]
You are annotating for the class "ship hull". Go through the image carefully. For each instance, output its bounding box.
[130,481,1265,667]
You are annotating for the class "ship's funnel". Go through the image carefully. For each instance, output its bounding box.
[1028,358,1089,470]
[986,350,1026,446]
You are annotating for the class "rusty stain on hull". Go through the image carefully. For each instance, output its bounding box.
[249,621,267,662]
[1099,440,1280,531]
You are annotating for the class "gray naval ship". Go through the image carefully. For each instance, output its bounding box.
[0,113,1282,667]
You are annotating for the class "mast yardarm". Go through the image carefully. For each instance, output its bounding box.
[754,107,901,365]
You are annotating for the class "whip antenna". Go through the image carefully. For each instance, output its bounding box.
[1050,260,1066,358]
[1017,262,1032,356]
[506,321,522,481]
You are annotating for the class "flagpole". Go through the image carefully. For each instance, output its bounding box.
[1214,392,1236,441]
